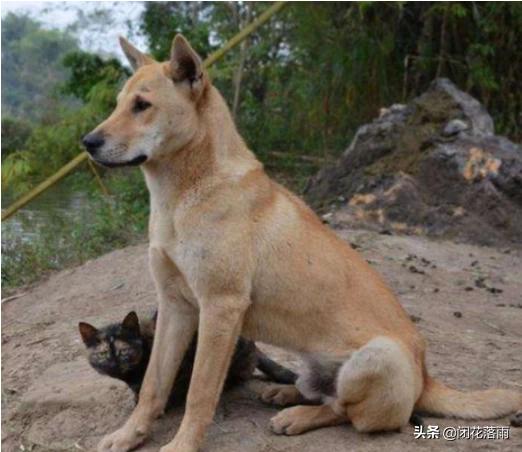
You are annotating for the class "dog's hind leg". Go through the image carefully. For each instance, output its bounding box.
[333,336,421,432]
[270,336,422,436]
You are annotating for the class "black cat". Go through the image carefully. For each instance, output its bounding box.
[79,311,297,406]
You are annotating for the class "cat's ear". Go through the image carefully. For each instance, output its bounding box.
[122,311,140,336]
[79,322,99,347]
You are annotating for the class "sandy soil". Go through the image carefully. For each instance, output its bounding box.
[2,228,521,451]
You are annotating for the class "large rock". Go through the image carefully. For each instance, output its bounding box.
[305,79,522,246]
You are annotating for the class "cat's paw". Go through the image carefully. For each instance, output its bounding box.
[261,384,302,406]
[97,425,147,452]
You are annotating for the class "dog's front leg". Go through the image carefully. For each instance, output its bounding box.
[98,300,197,451]
[98,251,198,452]
[160,296,249,452]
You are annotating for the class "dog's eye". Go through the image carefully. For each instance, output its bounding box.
[133,97,152,113]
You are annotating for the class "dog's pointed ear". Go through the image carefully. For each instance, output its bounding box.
[119,36,154,71]
[122,311,140,336]
[170,34,205,95]
[78,322,99,347]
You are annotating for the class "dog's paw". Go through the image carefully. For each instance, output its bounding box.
[261,384,300,406]
[269,406,311,436]
[159,434,199,452]
[159,445,197,452]
[97,425,147,452]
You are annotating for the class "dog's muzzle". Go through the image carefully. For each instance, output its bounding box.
[81,132,148,167]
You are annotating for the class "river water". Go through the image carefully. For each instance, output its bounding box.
[1,182,96,246]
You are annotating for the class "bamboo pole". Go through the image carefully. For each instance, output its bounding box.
[2,152,89,221]
[1,1,288,222]
[203,1,287,68]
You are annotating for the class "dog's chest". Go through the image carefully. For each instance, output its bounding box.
[149,210,177,247]
[148,211,210,298]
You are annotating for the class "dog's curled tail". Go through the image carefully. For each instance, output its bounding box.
[415,376,522,419]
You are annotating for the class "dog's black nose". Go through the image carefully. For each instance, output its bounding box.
[82,132,105,154]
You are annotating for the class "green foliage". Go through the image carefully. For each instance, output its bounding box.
[62,51,130,102]
[244,2,407,153]
[2,55,128,195]
[405,2,522,138]
[1,151,33,193]
[140,2,215,60]
[139,1,522,148]
[1,117,32,160]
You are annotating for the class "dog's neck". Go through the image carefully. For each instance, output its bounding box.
[142,85,261,211]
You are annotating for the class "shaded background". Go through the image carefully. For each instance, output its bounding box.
[2,1,522,288]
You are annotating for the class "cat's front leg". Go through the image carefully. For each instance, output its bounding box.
[98,249,197,452]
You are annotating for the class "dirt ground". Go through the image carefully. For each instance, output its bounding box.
[2,228,521,451]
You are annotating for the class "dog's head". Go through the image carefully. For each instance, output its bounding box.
[82,34,208,167]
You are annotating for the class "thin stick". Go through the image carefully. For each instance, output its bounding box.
[1,293,27,304]
[267,151,334,164]
[87,158,110,196]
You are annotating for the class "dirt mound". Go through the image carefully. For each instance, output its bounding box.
[3,234,522,451]
[305,79,522,247]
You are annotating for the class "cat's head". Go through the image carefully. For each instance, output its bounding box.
[78,311,146,378]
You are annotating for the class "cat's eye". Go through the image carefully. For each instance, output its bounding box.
[133,97,151,114]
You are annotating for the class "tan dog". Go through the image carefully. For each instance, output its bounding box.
[83,35,522,452]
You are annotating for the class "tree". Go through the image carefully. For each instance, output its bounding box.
[140,2,215,60]
[1,13,78,121]
[62,51,130,102]
[2,16,129,195]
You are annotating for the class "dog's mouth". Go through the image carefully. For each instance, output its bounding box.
[92,155,147,168]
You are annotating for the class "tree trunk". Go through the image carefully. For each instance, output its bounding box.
[436,3,450,78]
